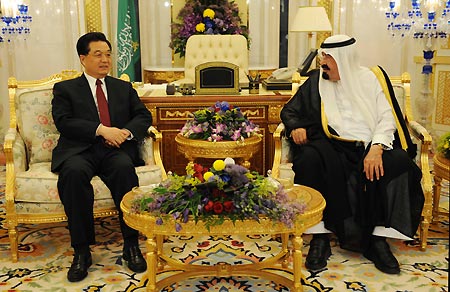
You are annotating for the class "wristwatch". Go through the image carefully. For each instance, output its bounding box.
[373,143,390,150]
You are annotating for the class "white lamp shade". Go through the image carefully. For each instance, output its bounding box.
[290,6,332,32]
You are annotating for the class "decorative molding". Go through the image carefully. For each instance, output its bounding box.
[241,108,264,119]
[143,70,185,84]
[163,110,193,120]
[268,104,283,124]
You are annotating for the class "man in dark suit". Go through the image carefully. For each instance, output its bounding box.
[52,32,151,282]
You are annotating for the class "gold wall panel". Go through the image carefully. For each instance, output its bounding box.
[435,71,450,126]
[85,0,103,32]
[316,0,333,48]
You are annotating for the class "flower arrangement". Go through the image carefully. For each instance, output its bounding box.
[170,0,250,57]
[180,101,260,142]
[130,159,306,231]
[437,132,450,159]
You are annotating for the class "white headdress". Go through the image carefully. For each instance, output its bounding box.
[318,35,376,132]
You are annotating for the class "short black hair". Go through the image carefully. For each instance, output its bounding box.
[76,32,112,56]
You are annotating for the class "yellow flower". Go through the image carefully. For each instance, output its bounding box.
[196,23,205,32]
[203,8,215,19]
[213,160,225,171]
[203,171,214,181]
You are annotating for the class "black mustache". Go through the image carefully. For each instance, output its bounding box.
[321,64,330,70]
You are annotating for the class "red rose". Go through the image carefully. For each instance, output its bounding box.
[193,172,204,182]
[213,202,223,214]
[212,189,225,198]
[223,201,234,212]
[204,201,214,212]
[193,163,203,173]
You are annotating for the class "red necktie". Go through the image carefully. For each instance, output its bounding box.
[95,79,111,127]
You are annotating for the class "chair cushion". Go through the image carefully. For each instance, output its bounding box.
[392,85,405,116]
[15,86,58,163]
[14,162,163,214]
[30,132,59,164]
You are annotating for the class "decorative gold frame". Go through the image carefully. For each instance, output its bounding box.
[194,61,240,95]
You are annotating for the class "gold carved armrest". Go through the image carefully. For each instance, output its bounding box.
[4,128,27,204]
[407,120,433,203]
[4,128,27,173]
[271,123,286,179]
[142,126,167,180]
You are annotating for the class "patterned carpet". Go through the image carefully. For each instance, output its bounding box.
[0,166,448,292]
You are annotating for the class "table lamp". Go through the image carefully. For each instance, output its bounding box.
[290,6,332,76]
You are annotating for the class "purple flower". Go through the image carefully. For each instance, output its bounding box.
[231,130,241,141]
[175,223,182,232]
[183,209,190,223]
[213,123,226,134]
[156,217,163,225]
[192,125,203,133]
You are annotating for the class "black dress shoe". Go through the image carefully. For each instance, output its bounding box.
[67,252,92,282]
[363,236,400,274]
[305,235,331,271]
[123,245,147,273]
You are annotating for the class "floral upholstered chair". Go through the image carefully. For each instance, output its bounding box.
[271,72,433,251]
[4,70,167,262]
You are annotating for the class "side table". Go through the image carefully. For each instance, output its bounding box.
[121,185,325,292]
[432,153,450,220]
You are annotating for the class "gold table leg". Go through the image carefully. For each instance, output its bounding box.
[292,234,304,292]
[146,235,157,292]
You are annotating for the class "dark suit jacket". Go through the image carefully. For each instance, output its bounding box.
[51,74,152,172]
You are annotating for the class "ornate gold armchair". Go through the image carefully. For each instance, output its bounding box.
[4,70,167,262]
[271,73,433,250]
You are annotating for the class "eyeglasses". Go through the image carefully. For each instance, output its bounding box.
[88,51,113,59]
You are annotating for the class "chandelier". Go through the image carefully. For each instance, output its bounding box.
[386,0,449,39]
[385,0,449,130]
[0,0,32,43]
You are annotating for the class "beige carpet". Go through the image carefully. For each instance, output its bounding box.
[0,167,448,292]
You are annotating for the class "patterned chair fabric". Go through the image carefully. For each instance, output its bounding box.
[4,70,167,262]
[271,72,433,251]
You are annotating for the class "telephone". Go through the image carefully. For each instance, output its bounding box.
[268,67,297,82]
[268,49,319,81]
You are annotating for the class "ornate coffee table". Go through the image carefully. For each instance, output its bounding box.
[121,184,325,292]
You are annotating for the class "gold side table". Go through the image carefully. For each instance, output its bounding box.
[432,153,450,220]
[121,185,325,292]
[175,134,262,169]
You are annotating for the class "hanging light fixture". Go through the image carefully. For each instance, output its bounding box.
[0,0,32,43]
[384,0,449,129]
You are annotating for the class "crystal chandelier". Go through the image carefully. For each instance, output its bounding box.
[386,0,449,39]
[0,0,32,43]
[385,0,449,129]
